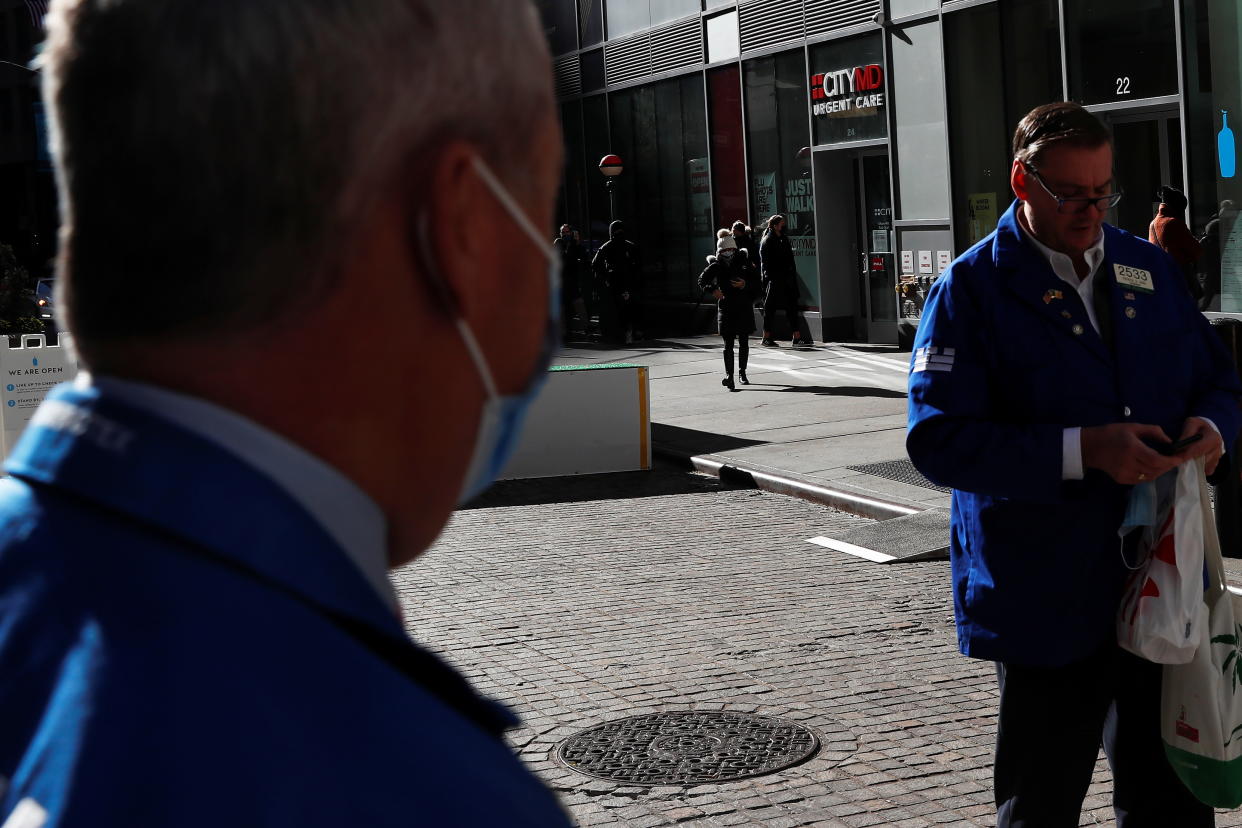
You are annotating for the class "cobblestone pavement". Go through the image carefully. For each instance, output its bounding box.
[395,468,1242,827]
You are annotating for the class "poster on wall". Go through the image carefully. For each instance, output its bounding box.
[967,193,999,245]
[687,158,713,238]
[917,250,933,275]
[753,172,777,219]
[789,236,819,310]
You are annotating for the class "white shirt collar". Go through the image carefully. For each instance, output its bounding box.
[1016,203,1107,336]
[80,373,395,610]
[1016,202,1106,286]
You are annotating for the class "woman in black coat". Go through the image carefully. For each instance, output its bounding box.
[759,214,805,346]
[698,229,759,391]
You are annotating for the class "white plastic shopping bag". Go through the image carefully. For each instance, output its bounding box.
[1162,457,1242,808]
[1117,461,1207,664]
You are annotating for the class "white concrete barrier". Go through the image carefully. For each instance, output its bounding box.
[501,363,651,479]
[1,334,79,459]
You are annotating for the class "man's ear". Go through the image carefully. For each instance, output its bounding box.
[412,141,495,320]
[1010,159,1030,202]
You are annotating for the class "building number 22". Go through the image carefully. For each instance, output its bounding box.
[1115,77,1131,95]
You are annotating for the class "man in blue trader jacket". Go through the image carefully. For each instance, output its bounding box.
[0,1,572,826]
[909,102,1242,827]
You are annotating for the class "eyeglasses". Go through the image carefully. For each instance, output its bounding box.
[1024,165,1123,214]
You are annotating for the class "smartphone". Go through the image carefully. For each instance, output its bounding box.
[1155,433,1204,456]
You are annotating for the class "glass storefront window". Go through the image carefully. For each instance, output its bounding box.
[581,94,612,247]
[608,74,712,302]
[578,0,603,48]
[808,35,887,146]
[1065,0,1178,104]
[534,0,578,55]
[708,65,747,230]
[607,0,699,40]
[706,11,739,64]
[744,49,819,310]
[559,100,588,239]
[944,0,1062,252]
[580,49,605,92]
[1182,0,1242,311]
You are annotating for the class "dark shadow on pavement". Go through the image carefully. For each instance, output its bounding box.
[460,459,754,509]
[748,384,908,399]
[651,422,769,455]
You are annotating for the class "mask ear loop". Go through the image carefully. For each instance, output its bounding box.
[471,157,553,259]
[414,212,499,400]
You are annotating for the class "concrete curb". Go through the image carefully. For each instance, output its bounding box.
[653,444,924,521]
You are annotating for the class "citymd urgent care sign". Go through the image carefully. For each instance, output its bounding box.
[810,64,885,116]
[808,35,888,145]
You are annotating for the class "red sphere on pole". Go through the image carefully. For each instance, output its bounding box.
[599,154,624,177]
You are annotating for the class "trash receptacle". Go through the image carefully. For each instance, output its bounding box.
[1210,316,1242,557]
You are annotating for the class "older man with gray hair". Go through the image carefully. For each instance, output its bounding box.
[0,0,572,825]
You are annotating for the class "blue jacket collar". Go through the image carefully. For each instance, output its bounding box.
[5,383,401,638]
[4,383,522,737]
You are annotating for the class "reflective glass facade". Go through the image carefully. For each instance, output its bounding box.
[743,49,818,310]
[608,75,712,302]
[544,0,1242,341]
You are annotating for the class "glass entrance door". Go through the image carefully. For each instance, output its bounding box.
[1103,109,1183,238]
[857,153,896,342]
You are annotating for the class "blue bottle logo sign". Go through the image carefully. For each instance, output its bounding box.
[1220,110,1236,179]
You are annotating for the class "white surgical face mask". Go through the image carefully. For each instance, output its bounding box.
[417,157,561,504]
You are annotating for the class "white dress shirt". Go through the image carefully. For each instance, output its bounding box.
[81,373,395,610]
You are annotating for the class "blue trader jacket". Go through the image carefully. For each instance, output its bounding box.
[0,384,571,827]
[908,201,1242,667]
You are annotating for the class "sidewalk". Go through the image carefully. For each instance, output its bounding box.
[554,335,946,520]
[554,333,1242,585]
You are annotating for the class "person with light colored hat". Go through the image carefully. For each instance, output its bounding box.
[699,229,759,390]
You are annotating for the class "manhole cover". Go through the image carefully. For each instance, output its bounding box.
[846,458,950,494]
[554,711,820,784]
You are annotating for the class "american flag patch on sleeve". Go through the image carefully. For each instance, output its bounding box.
[912,346,955,374]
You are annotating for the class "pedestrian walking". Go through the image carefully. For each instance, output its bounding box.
[908,101,1242,827]
[554,223,589,341]
[0,1,573,825]
[759,214,807,347]
[732,219,760,267]
[591,220,643,343]
[1148,185,1202,300]
[699,229,758,391]
[1198,200,1235,311]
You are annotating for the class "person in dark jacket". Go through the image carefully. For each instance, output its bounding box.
[732,220,760,268]
[699,229,759,391]
[591,220,643,343]
[553,224,588,341]
[1198,199,1235,311]
[1148,185,1202,300]
[759,214,806,346]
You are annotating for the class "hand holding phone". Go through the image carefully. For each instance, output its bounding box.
[1155,433,1203,456]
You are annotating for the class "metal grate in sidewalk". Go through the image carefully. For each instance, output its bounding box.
[846,459,951,494]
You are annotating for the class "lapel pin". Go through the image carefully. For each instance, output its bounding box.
[1043,289,1064,304]
[1125,307,1137,319]
[1124,292,1137,301]
[1072,324,1085,336]
[1061,311,1072,319]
